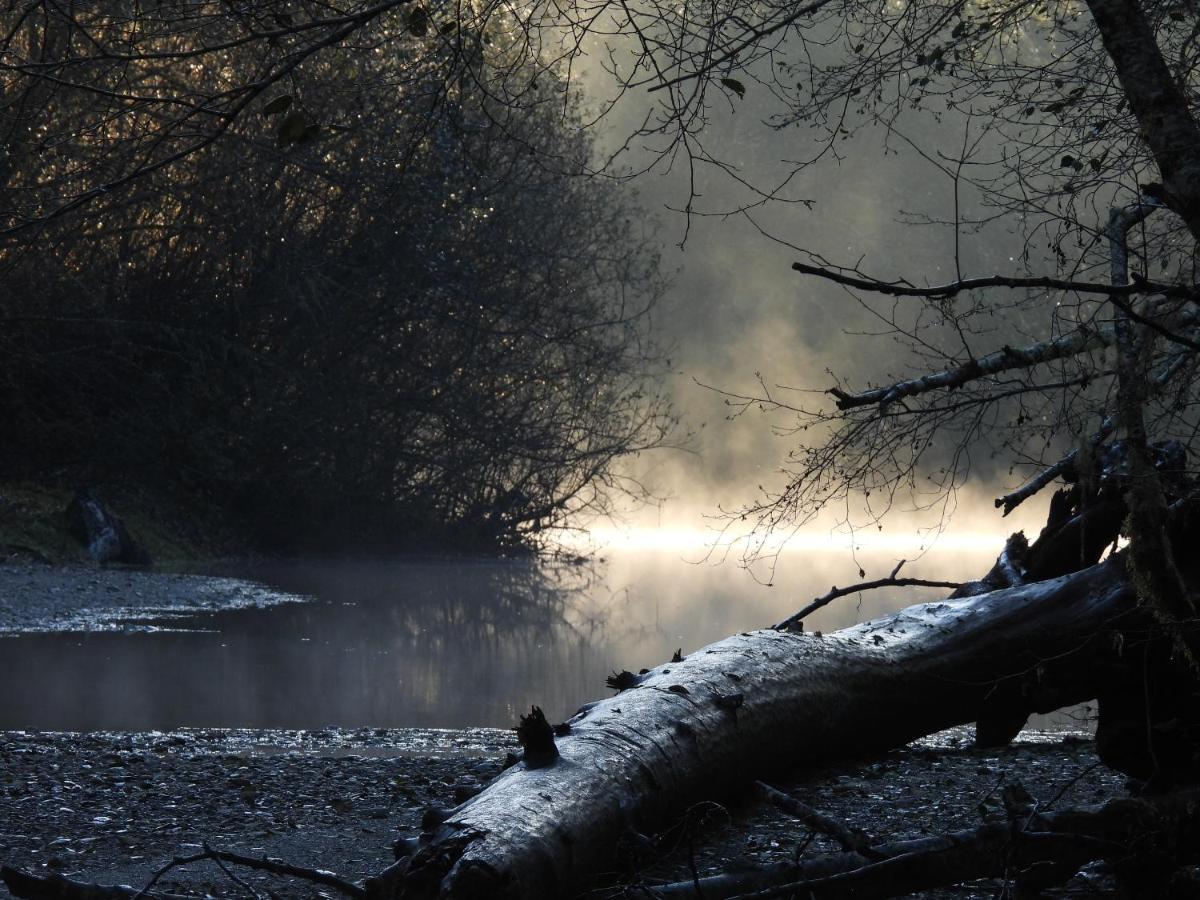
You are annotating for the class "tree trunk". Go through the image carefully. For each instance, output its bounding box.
[399,560,1142,899]
[1085,0,1200,244]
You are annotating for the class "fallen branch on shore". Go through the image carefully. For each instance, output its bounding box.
[640,785,1200,899]
[1,844,367,900]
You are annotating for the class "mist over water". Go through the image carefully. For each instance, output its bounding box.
[0,540,1078,733]
[567,38,1052,540]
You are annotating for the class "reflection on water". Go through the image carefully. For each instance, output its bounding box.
[0,547,1071,731]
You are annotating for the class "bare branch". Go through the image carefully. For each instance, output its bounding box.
[775,576,961,631]
[643,0,838,94]
[995,417,1116,515]
[829,327,1114,410]
[791,261,1193,300]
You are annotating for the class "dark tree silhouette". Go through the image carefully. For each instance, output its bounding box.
[1,7,674,549]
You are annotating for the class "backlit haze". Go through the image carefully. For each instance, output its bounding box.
[557,46,1053,571]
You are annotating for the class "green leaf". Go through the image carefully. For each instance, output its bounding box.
[408,6,429,36]
[278,112,310,146]
[720,77,746,99]
[261,95,292,117]
[439,19,458,34]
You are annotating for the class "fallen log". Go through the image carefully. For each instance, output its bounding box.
[400,558,1142,899]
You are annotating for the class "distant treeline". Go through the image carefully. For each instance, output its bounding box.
[0,11,672,551]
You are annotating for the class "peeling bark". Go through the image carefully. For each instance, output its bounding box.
[398,561,1140,899]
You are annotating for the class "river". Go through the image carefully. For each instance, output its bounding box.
[0,543,1091,732]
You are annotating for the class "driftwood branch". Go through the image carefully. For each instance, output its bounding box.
[949,531,1029,598]
[0,868,197,900]
[823,290,1195,411]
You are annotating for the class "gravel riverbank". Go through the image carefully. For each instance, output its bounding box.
[0,727,1123,899]
[0,563,306,634]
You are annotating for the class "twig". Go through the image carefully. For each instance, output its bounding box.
[753,782,886,860]
[775,576,961,631]
[2,845,367,900]
[130,852,208,900]
[198,847,366,898]
[206,842,269,900]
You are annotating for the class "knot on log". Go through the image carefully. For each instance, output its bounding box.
[606,670,638,692]
[515,706,559,769]
[712,692,744,712]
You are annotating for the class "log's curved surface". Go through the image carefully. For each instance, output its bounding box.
[401,560,1136,899]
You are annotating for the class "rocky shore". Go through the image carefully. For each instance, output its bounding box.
[0,562,305,635]
[0,726,1123,899]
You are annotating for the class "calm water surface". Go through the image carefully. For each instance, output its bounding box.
[2,546,1080,731]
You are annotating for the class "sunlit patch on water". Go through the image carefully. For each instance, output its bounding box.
[567,525,1029,556]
